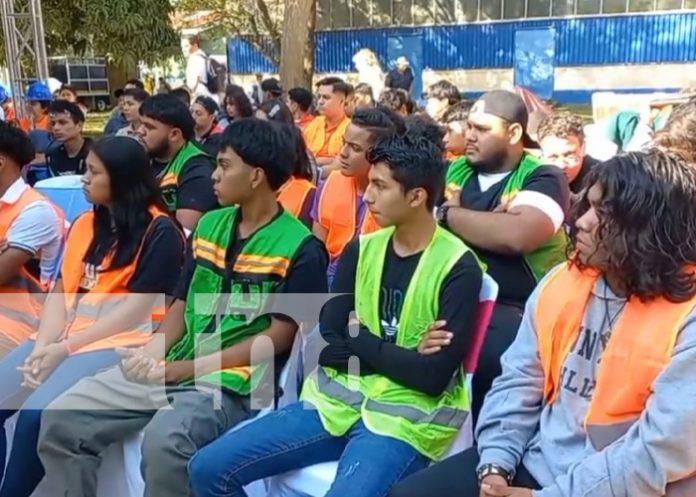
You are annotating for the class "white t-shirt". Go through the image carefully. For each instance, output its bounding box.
[1,178,63,284]
[186,49,213,98]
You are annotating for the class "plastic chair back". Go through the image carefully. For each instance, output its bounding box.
[35,175,91,223]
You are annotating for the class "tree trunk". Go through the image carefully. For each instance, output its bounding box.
[107,60,139,105]
[279,0,316,89]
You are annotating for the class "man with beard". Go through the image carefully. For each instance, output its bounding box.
[138,94,217,232]
[438,90,570,421]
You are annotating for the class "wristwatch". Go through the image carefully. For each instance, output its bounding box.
[436,205,451,228]
[477,463,513,485]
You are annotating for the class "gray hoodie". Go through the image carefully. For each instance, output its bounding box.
[476,267,696,497]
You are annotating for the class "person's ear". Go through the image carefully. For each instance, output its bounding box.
[508,123,524,146]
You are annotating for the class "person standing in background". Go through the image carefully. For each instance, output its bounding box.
[184,35,212,99]
[385,56,414,94]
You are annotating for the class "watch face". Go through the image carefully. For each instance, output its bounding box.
[436,206,446,222]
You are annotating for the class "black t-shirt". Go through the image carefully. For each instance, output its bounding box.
[319,237,483,397]
[77,216,185,294]
[385,68,414,92]
[456,164,569,306]
[570,155,600,194]
[174,212,329,305]
[154,148,218,214]
[46,138,92,177]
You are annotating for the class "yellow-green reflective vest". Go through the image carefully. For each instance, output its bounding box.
[302,225,476,460]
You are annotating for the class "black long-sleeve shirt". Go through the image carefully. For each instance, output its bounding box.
[319,237,483,396]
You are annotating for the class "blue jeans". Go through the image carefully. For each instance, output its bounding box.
[0,340,119,497]
[189,402,430,497]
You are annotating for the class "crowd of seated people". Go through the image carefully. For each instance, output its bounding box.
[0,73,694,497]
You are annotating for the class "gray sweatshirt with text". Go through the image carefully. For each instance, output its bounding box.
[476,269,696,497]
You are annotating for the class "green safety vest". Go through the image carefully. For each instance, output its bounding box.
[166,206,311,394]
[159,141,209,213]
[301,226,476,460]
[445,153,568,281]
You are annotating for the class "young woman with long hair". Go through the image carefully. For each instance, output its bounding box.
[0,136,186,497]
[276,124,317,227]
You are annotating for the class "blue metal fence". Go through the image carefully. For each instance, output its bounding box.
[228,12,696,73]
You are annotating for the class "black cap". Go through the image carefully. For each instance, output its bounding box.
[261,78,283,95]
[470,90,539,148]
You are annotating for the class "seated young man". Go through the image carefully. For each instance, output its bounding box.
[188,133,484,497]
[36,119,328,497]
[303,77,352,174]
[115,88,149,141]
[312,107,402,283]
[439,90,570,421]
[443,101,473,160]
[537,111,600,197]
[390,150,696,497]
[0,122,64,358]
[46,100,92,177]
[138,94,217,231]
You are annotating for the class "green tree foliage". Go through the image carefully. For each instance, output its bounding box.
[0,0,180,65]
[175,0,283,65]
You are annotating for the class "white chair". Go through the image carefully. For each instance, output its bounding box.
[268,274,500,497]
[34,175,91,224]
[96,329,307,497]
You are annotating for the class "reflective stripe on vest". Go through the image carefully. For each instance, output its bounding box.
[60,207,175,352]
[317,171,380,260]
[302,226,475,460]
[277,177,315,219]
[536,264,696,494]
[364,374,469,429]
[316,367,364,409]
[0,186,62,343]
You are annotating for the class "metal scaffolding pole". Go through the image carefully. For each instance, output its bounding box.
[1,0,49,119]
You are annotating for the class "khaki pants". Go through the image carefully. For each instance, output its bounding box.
[37,366,251,497]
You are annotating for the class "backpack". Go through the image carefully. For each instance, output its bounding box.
[205,56,226,94]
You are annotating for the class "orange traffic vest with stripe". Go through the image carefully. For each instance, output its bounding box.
[537,264,696,496]
[317,171,380,260]
[60,207,173,353]
[277,177,315,218]
[303,115,350,158]
[0,187,62,344]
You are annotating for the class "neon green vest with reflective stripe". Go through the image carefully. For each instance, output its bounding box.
[159,141,208,213]
[167,206,311,394]
[446,153,568,281]
[301,226,474,460]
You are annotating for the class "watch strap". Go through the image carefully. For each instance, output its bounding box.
[477,463,513,485]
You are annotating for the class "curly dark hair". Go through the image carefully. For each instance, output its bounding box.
[652,100,696,164]
[536,111,585,143]
[568,150,696,302]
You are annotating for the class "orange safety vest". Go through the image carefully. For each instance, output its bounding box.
[277,177,316,218]
[296,113,316,131]
[317,171,380,260]
[59,207,174,353]
[303,115,350,158]
[0,187,63,344]
[19,113,50,133]
[536,264,696,496]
